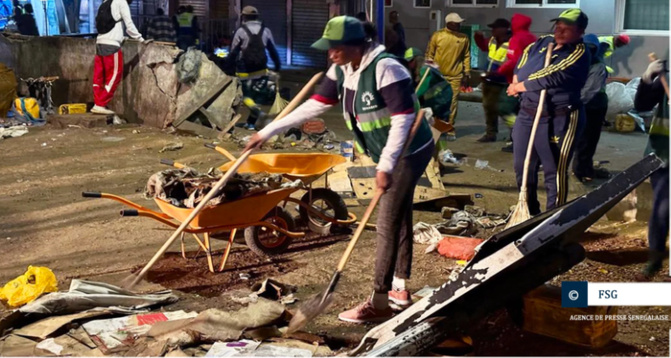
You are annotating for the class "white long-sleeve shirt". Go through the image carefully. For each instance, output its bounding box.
[259,45,428,173]
[96,0,143,47]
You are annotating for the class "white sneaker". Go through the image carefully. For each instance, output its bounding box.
[91,105,115,115]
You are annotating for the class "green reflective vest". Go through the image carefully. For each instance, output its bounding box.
[336,53,433,163]
[487,37,509,72]
[416,65,453,121]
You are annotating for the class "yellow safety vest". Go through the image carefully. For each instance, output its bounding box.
[487,37,509,72]
[598,36,616,74]
[176,13,194,27]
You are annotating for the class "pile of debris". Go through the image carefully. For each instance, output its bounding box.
[145,168,298,208]
[0,279,333,357]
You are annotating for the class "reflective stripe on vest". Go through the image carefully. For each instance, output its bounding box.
[177,13,194,27]
[599,36,615,59]
[487,38,509,72]
[650,117,670,137]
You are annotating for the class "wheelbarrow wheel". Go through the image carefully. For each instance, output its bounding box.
[245,207,295,257]
[299,188,348,235]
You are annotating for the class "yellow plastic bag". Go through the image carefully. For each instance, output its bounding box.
[0,266,58,308]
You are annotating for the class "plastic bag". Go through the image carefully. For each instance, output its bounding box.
[0,266,58,308]
[625,77,641,104]
[606,82,634,116]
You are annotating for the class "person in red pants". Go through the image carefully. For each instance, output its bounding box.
[91,0,144,115]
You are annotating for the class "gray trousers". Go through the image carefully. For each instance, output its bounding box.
[374,141,435,293]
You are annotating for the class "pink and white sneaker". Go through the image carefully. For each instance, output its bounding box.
[388,289,412,311]
[338,300,393,323]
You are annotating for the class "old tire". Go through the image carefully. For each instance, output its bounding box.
[299,188,349,235]
[244,207,295,257]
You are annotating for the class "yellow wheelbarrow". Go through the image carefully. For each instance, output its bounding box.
[82,146,356,273]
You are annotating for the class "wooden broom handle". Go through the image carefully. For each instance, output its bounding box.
[648,53,670,98]
[336,109,426,271]
[272,71,324,122]
[520,43,554,193]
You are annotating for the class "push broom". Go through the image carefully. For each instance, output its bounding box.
[287,108,427,334]
[122,72,325,290]
[505,43,554,230]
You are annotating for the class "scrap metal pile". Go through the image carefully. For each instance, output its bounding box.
[145,168,296,208]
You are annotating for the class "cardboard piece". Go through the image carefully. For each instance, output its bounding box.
[14,310,111,339]
[82,310,197,354]
[327,170,353,194]
[0,334,37,356]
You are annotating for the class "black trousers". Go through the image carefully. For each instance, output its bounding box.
[572,105,608,179]
[374,141,434,293]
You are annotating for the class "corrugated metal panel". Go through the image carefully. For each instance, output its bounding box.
[242,0,287,65]
[178,0,208,18]
[291,0,328,68]
[209,0,228,19]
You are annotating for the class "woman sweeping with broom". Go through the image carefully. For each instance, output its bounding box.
[506,9,590,222]
[245,16,434,323]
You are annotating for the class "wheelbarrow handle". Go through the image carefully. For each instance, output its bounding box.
[82,191,102,198]
[120,209,139,217]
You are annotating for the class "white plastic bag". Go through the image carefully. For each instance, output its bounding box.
[606,82,634,116]
[625,77,641,104]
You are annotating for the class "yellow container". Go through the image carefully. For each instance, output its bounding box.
[615,113,636,133]
[522,285,618,348]
[58,103,87,115]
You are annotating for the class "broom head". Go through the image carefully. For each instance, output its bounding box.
[505,192,531,229]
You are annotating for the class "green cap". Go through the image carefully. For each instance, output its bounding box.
[311,16,367,51]
[551,8,588,30]
[404,47,423,61]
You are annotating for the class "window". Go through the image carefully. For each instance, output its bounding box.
[449,0,498,7]
[414,0,431,8]
[616,0,669,35]
[506,0,579,8]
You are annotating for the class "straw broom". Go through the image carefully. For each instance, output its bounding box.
[505,43,555,230]
[269,72,289,116]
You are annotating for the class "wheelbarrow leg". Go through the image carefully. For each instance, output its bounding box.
[204,233,215,273]
[180,232,186,259]
[219,229,236,272]
[190,233,207,259]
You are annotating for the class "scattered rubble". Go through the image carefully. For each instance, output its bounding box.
[144,168,293,208]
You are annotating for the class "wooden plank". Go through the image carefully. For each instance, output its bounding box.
[175,120,222,139]
[221,114,243,139]
[172,77,232,127]
[425,158,445,190]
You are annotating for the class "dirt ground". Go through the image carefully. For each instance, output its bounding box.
[0,99,669,356]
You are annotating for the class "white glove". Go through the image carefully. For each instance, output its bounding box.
[642,59,665,84]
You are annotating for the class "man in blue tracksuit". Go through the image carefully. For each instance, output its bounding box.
[506,9,590,215]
